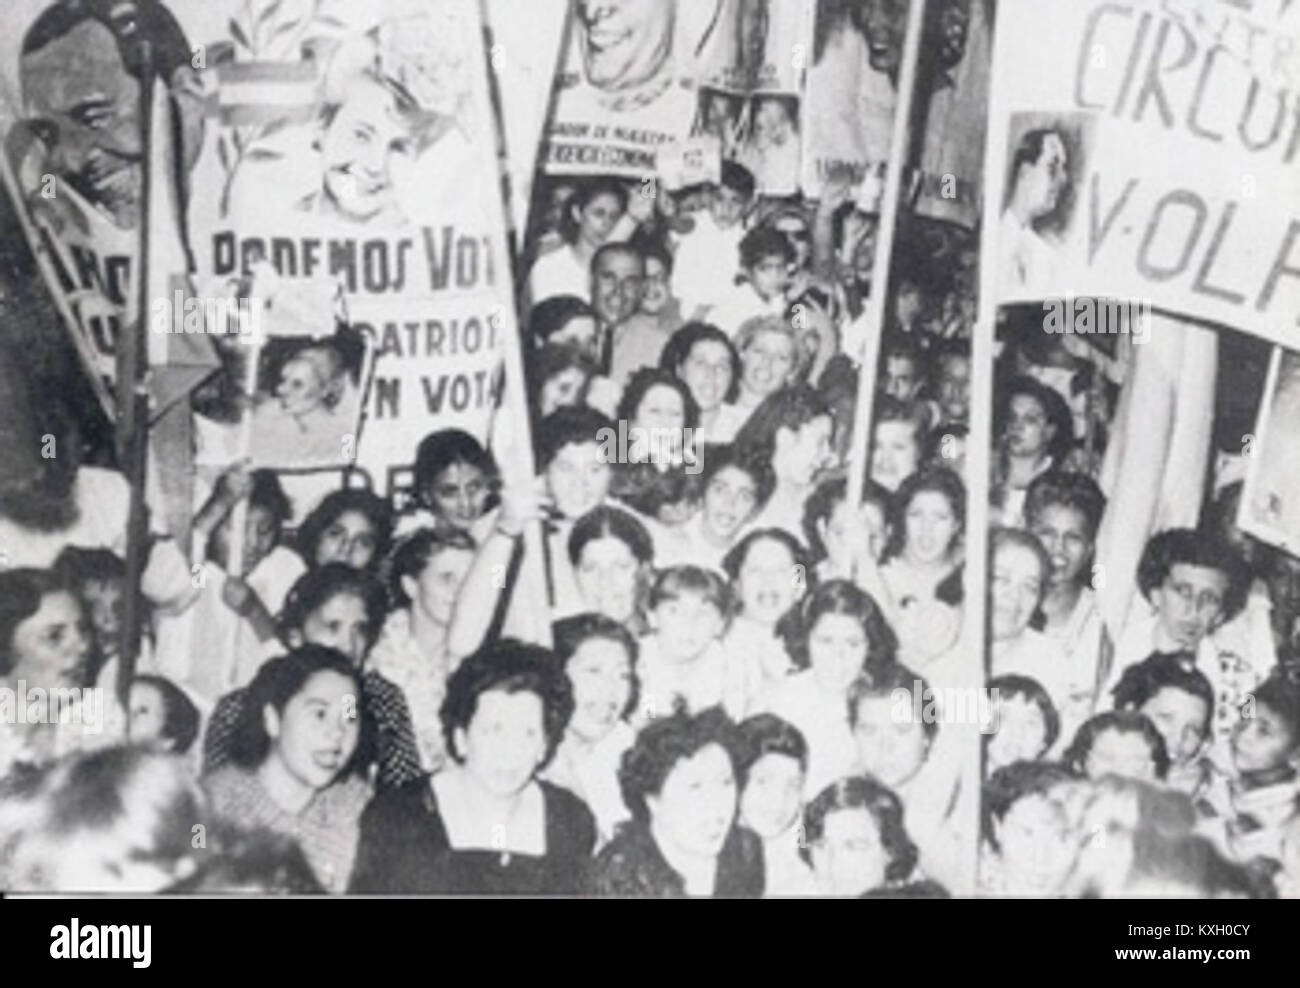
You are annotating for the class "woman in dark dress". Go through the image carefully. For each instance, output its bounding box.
[589,704,764,897]
[350,640,596,893]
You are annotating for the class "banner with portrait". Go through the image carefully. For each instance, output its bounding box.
[692,0,811,196]
[984,0,1300,342]
[162,0,515,488]
[800,0,899,198]
[540,0,728,179]
[0,0,219,421]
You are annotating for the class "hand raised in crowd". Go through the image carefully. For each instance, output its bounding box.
[212,461,255,507]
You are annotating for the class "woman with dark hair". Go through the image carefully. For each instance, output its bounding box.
[870,395,932,493]
[875,466,965,673]
[589,704,763,897]
[732,384,836,538]
[736,713,816,895]
[542,613,641,844]
[720,528,812,699]
[0,567,93,775]
[566,506,656,632]
[662,321,747,444]
[527,342,598,422]
[801,775,926,897]
[296,489,393,574]
[760,580,897,796]
[528,178,629,306]
[202,564,422,791]
[350,640,596,894]
[992,374,1074,527]
[394,428,500,541]
[527,295,602,364]
[203,646,373,893]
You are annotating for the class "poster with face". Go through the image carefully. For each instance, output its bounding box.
[542,0,726,178]
[0,0,215,416]
[984,0,1300,339]
[247,318,374,470]
[164,0,516,485]
[996,112,1092,299]
[800,0,902,197]
[691,0,809,196]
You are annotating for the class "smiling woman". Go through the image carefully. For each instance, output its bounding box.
[350,640,596,894]
[202,646,374,893]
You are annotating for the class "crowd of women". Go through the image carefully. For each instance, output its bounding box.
[1,137,1298,897]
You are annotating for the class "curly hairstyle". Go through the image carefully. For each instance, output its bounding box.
[799,775,918,883]
[733,317,809,386]
[736,713,808,781]
[439,639,574,771]
[527,342,597,419]
[227,645,371,775]
[279,563,388,654]
[701,443,777,511]
[616,366,701,431]
[882,466,966,562]
[996,374,1074,464]
[779,579,898,673]
[1136,528,1251,625]
[296,489,393,572]
[661,321,741,405]
[721,527,814,616]
[1023,470,1106,542]
[618,703,740,824]
[557,178,628,246]
[552,612,640,721]
[731,384,832,458]
[1110,653,1213,737]
[1063,710,1171,782]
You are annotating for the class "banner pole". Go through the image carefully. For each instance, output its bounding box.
[116,40,155,707]
[968,0,1004,898]
[844,0,929,510]
[474,0,553,648]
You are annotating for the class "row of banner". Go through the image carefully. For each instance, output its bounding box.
[0,0,1295,503]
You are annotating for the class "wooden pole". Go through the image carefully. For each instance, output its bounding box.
[116,41,155,707]
[968,0,1003,896]
[844,0,929,510]
[474,0,553,647]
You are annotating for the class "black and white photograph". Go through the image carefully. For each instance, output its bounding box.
[0,0,1297,950]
